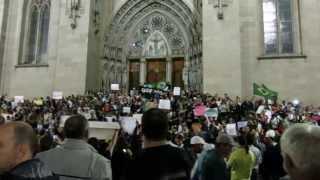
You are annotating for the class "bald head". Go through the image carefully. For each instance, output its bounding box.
[0,122,38,173]
[0,122,38,154]
[281,124,320,180]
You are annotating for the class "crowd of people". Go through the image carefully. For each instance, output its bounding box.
[0,89,320,180]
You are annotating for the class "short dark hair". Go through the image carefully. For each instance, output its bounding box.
[64,115,88,139]
[12,122,38,155]
[142,108,168,141]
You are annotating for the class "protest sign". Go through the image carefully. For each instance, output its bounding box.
[123,107,131,114]
[159,99,171,110]
[111,84,120,91]
[194,105,207,116]
[237,121,248,129]
[119,116,137,135]
[173,87,181,96]
[53,91,63,100]
[226,123,237,136]
[205,108,219,118]
[132,114,143,124]
[14,96,24,103]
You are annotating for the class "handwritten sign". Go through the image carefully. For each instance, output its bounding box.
[173,87,181,96]
[194,105,207,117]
[237,121,248,129]
[205,108,219,118]
[123,107,131,114]
[111,84,120,91]
[226,123,237,136]
[158,99,171,110]
[14,96,24,103]
[53,91,63,100]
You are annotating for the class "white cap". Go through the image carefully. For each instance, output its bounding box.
[190,136,206,145]
[266,129,276,139]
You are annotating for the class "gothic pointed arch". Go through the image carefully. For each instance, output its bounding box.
[103,0,202,90]
[19,0,51,65]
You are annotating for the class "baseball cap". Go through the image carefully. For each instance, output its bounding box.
[190,136,206,145]
[216,133,235,146]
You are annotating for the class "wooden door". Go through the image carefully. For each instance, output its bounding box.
[172,58,184,88]
[129,60,140,90]
[147,59,166,83]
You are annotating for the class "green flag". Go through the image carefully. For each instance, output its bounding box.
[253,83,278,100]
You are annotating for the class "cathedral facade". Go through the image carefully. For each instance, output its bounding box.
[0,0,319,104]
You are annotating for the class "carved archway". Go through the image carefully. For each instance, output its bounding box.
[103,0,202,91]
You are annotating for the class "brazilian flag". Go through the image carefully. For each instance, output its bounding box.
[253,83,278,100]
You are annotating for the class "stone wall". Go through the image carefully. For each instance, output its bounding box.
[203,0,320,104]
[202,0,242,96]
[0,0,92,98]
[240,0,320,104]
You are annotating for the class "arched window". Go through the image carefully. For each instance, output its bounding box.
[21,0,51,65]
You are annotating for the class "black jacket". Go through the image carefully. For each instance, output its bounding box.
[0,159,58,180]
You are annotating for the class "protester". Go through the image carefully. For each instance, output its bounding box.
[201,133,234,180]
[228,133,256,180]
[129,108,190,180]
[280,124,320,180]
[0,89,319,180]
[260,130,286,180]
[248,132,262,180]
[0,122,58,180]
[36,115,112,180]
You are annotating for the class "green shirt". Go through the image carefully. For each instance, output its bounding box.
[228,147,255,180]
[201,149,230,180]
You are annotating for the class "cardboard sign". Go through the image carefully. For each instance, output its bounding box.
[14,96,24,103]
[237,121,248,129]
[205,108,219,118]
[194,105,207,117]
[111,84,120,91]
[119,117,137,135]
[158,99,171,110]
[173,87,181,96]
[53,91,63,100]
[226,123,237,136]
[123,107,131,114]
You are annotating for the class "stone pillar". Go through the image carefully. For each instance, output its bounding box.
[140,58,146,85]
[166,57,172,84]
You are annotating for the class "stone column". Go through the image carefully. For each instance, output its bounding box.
[140,58,146,85]
[166,57,172,84]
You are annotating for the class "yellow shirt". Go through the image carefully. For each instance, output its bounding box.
[228,147,255,180]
